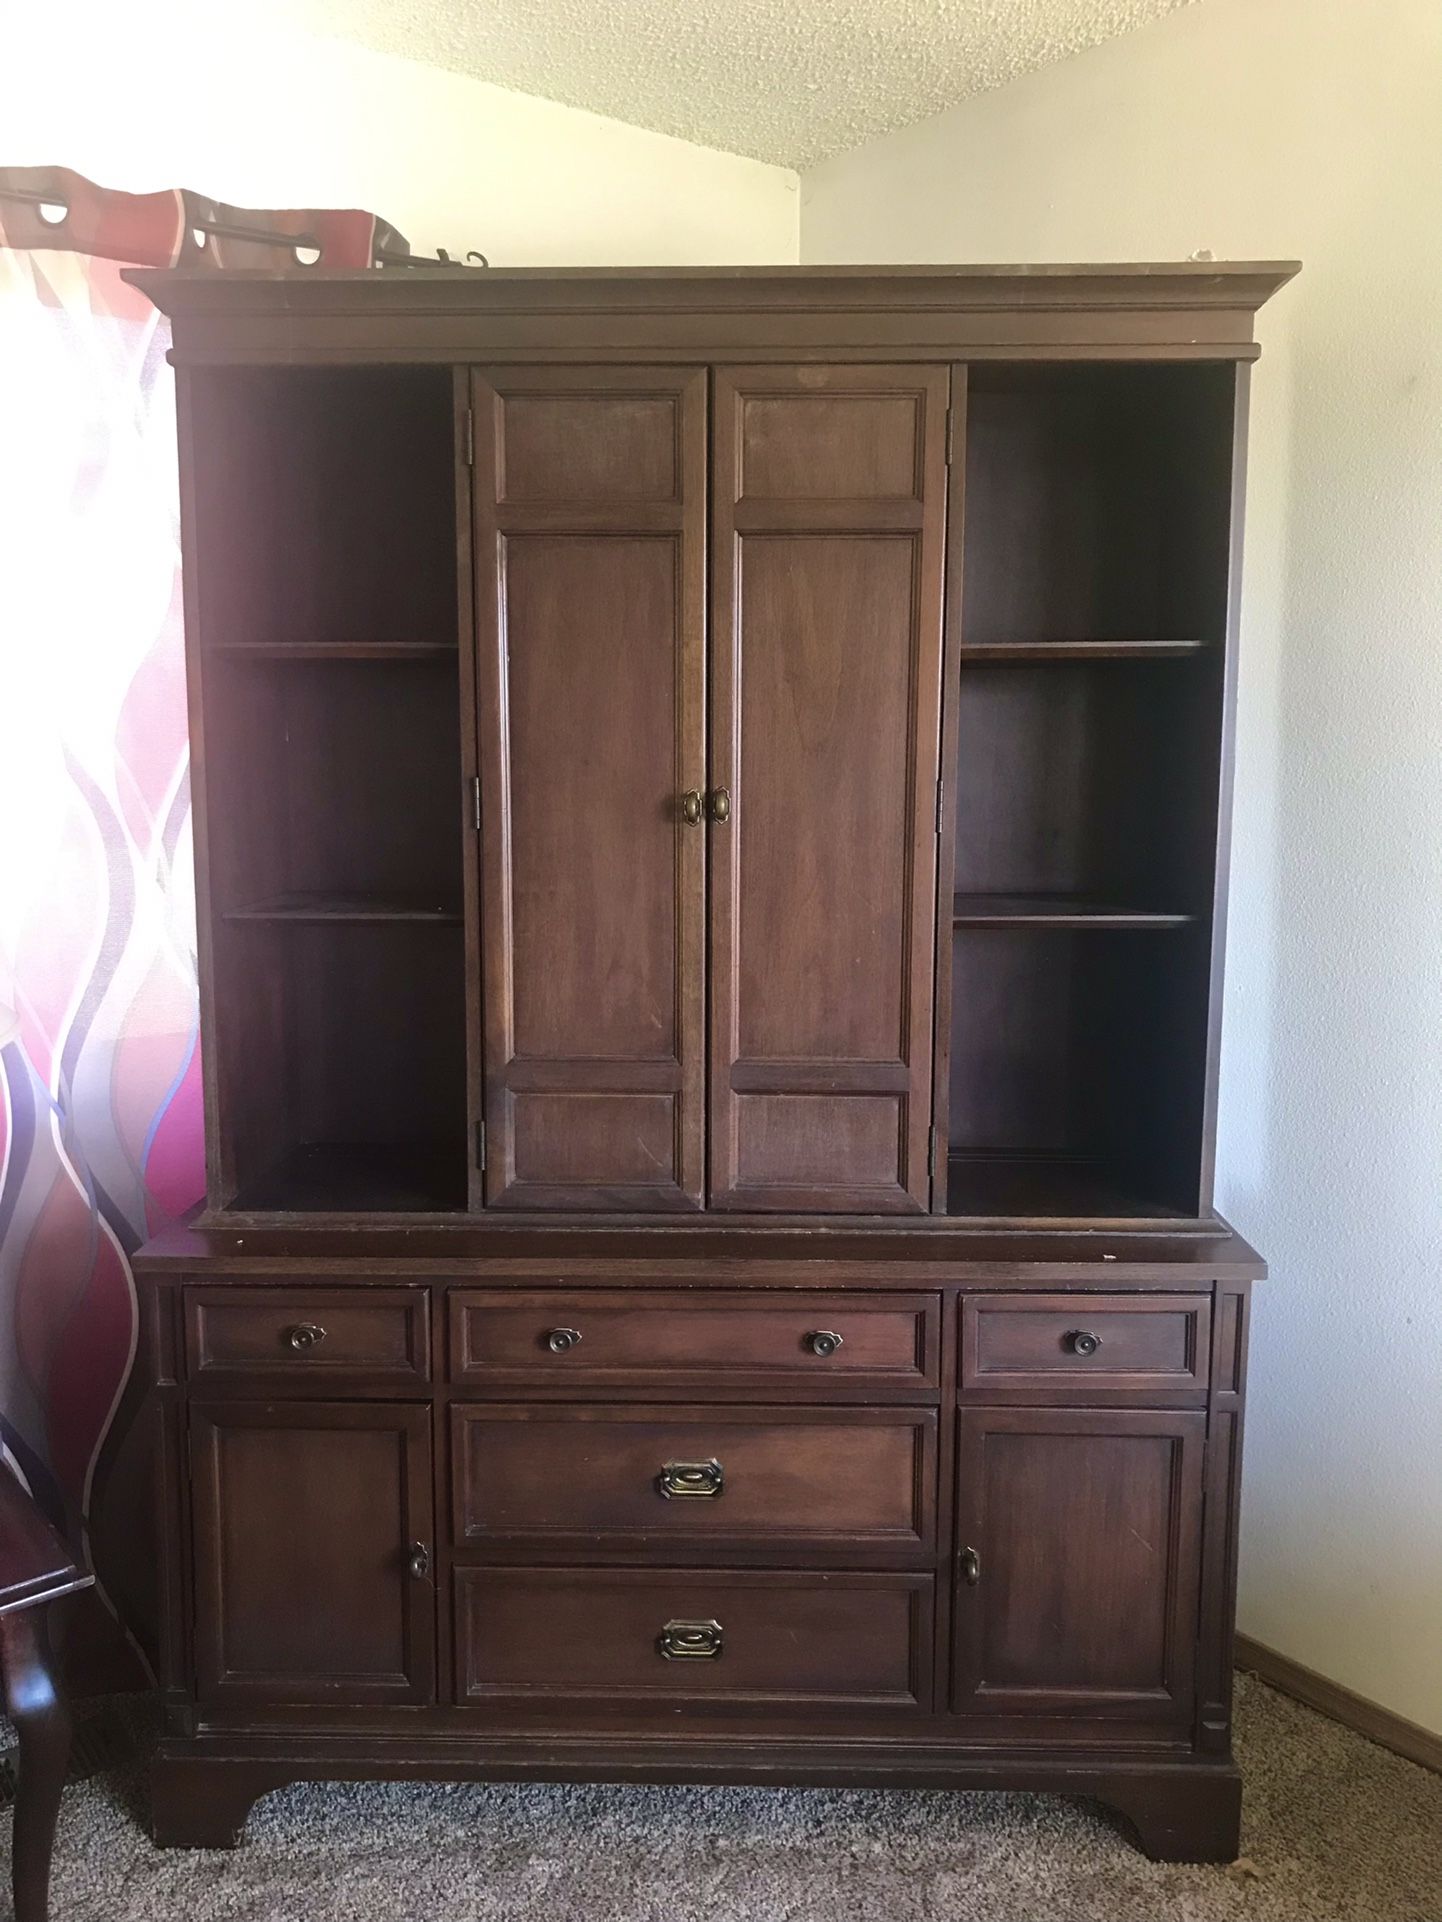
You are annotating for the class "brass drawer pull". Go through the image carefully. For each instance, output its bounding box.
[707,787,731,824]
[680,789,704,825]
[658,1619,723,1660]
[960,1546,981,1586]
[545,1327,582,1354]
[806,1329,844,1358]
[1066,1330,1103,1358]
[407,1542,431,1580]
[284,1323,326,1353]
[657,1458,724,1500]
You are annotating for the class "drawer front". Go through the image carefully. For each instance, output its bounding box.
[186,1286,430,1389]
[454,1566,933,1711]
[960,1293,1211,1404]
[447,1289,940,1395]
[451,1405,936,1555]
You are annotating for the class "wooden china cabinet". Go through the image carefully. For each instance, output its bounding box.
[129,260,1295,1862]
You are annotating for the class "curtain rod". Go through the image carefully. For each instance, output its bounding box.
[0,182,488,269]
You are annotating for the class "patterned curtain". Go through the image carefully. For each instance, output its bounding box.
[0,244,197,1674]
[0,170,406,1683]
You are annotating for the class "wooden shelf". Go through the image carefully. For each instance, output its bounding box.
[223,893,463,925]
[210,642,458,662]
[959,639,1208,663]
[946,1154,1190,1221]
[228,1141,467,1214]
[952,894,1194,930]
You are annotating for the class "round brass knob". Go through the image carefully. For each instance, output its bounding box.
[284,1323,326,1352]
[806,1330,844,1358]
[680,790,704,825]
[1067,1330,1103,1358]
[545,1327,582,1353]
[707,788,731,824]
[407,1542,431,1580]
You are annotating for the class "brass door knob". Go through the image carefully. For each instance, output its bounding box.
[707,788,731,823]
[545,1327,582,1353]
[806,1330,844,1358]
[1067,1330,1103,1358]
[680,789,704,825]
[284,1323,326,1352]
[960,1546,981,1587]
[407,1542,431,1580]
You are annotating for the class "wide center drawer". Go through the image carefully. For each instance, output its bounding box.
[454,1566,934,1711]
[447,1289,940,1396]
[451,1405,937,1555]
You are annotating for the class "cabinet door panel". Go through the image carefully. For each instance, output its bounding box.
[953,1407,1204,1724]
[474,368,706,1209]
[190,1401,434,1704]
[711,366,949,1212]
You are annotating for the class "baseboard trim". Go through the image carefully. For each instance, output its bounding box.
[1235,1634,1442,1775]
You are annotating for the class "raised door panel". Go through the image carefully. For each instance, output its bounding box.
[953,1407,1204,1724]
[190,1401,434,1704]
[710,365,949,1212]
[473,367,707,1209]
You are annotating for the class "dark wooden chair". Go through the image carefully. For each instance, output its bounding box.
[0,1466,92,1922]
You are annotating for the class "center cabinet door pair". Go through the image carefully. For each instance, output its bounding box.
[472,365,951,1214]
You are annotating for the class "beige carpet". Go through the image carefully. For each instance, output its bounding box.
[17,1676,1442,1920]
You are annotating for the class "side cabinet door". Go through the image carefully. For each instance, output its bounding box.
[710,365,949,1212]
[473,367,707,1209]
[190,1402,435,1705]
[953,1407,1205,1725]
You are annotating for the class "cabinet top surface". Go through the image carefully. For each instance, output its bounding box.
[134,1217,1265,1281]
[130,259,1299,316]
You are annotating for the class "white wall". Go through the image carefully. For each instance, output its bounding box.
[5,7,797,265]
[804,0,1442,1736]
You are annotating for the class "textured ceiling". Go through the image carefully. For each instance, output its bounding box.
[297,0,1198,170]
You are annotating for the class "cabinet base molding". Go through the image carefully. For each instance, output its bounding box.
[1234,1636,1442,1776]
[150,1737,1242,1864]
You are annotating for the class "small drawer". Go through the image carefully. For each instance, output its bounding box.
[960,1293,1211,1405]
[451,1404,936,1556]
[447,1288,940,1395]
[454,1566,933,1712]
[185,1286,430,1389]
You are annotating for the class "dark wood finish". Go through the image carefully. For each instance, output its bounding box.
[473,367,706,1210]
[0,1468,94,1922]
[953,1407,1205,1725]
[130,262,1299,370]
[448,1288,940,1395]
[186,1285,430,1390]
[450,1404,936,1557]
[123,264,1289,1865]
[189,1401,434,1703]
[709,365,948,1211]
[960,1292,1210,1405]
[454,1567,933,1711]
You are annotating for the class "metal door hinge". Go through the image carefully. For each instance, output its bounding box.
[475,1119,487,1171]
[935,778,945,835]
[463,407,475,468]
[471,776,482,831]
[945,407,957,466]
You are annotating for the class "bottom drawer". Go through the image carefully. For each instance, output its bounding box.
[455,1568,933,1713]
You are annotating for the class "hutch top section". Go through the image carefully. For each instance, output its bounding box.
[128,262,1297,1229]
[129,261,1299,366]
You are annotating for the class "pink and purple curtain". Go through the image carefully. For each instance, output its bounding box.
[0,240,199,1600]
[0,171,400,1681]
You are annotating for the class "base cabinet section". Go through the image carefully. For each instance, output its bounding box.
[190,1401,436,1705]
[454,1567,934,1712]
[952,1407,1205,1724]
